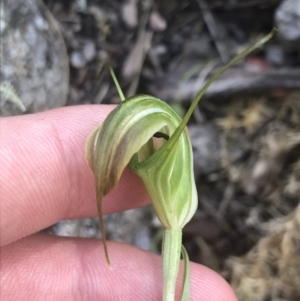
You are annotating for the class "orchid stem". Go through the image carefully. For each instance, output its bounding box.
[109,66,125,101]
[162,229,182,301]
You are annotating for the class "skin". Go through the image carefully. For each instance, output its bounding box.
[0,105,237,301]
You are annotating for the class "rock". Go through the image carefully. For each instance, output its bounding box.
[189,124,222,178]
[47,207,153,251]
[275,0,300,50]
[149,11,167,32]
[70,40,96,69]
[121,0,138,28]
[265,44,285,65]
[83,40,96,62]
[0,0,69,116]
[70,50,86,68]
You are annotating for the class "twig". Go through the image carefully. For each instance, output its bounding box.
[196,0,231,63]
[192,59,219,123]
[218,183,235,216]
[126,30,153,97]
[147,47,164,76]
[122,1,153,97]
[148,68,300,103]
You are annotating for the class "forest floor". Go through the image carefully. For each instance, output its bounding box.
[42,0,300,300]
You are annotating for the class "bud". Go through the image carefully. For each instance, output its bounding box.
[85,94,197,264]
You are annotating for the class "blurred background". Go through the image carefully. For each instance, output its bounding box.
[1,0,300,300]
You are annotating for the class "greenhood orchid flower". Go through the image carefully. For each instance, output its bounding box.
[85,29,276,301]
[86,94,196,301]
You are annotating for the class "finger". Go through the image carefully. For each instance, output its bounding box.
[0,106,150,246]
[1,234,237,301]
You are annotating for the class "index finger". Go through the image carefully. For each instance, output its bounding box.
[0,105,150,246]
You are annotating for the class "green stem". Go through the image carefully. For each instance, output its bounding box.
[166,28,277,152]
[109,65,125,101]
[162,228,182,301]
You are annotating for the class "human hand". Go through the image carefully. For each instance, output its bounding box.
[0,106,237,301]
